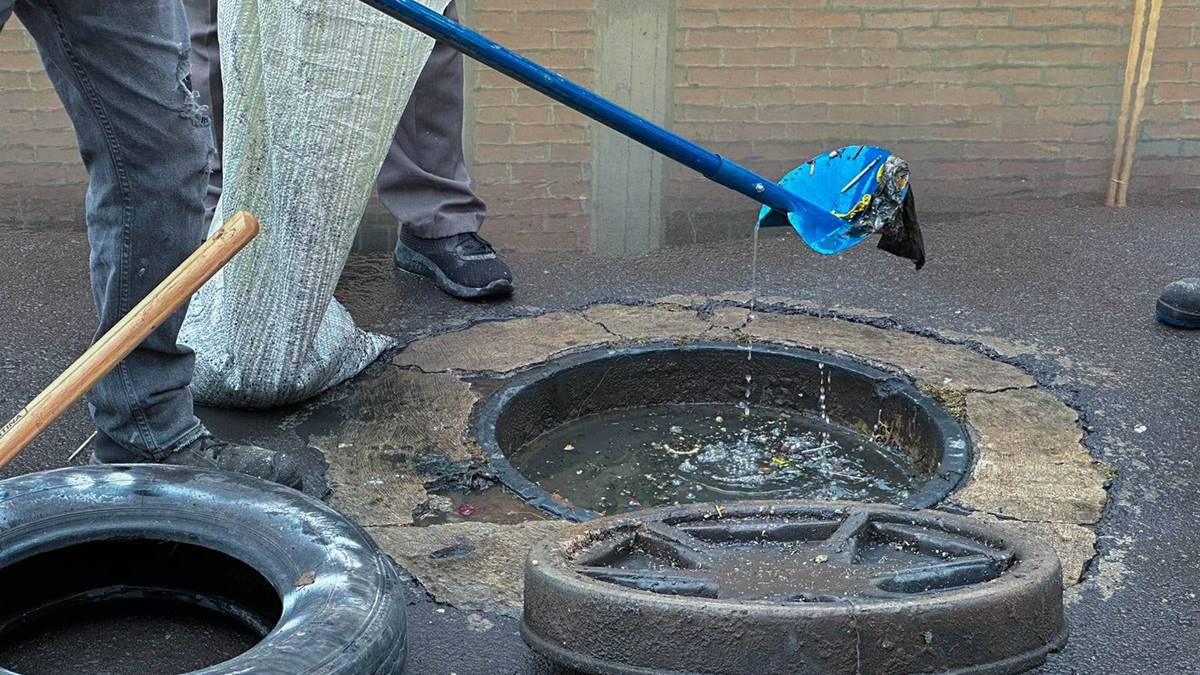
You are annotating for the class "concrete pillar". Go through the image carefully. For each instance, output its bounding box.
[590,0,675,255]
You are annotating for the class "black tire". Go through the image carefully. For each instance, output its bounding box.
[0,465,405,674]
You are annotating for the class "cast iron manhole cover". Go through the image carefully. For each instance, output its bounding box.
[523,501,1065,675]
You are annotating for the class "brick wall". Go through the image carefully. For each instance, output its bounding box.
[667,0,1147,242]
[0,19,87,227]
[1136,0,1200,193]
[465,0,596,253]
[1,2,1196,252]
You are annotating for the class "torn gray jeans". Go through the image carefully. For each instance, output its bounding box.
[1,0,214,459]
[180,0,450,408]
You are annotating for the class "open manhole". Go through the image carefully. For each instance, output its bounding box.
[523,501,1066,675]
[475,343,970,520]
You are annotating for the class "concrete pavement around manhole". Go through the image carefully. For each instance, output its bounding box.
[316,298,1109,621]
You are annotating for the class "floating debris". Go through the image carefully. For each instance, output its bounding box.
[512,403,921,514]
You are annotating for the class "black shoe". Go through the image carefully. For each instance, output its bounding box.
[1157,278,1200,329]
[394,228,514,300]
[92,435,303,489]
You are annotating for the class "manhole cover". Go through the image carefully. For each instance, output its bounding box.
[475,344,970,520]
[523,501,1065,675]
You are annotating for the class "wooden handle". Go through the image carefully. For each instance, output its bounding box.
[1117,0,1162,208]
[1107,0,1147,207]
[0,211,260,469]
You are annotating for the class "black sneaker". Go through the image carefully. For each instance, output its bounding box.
[1157,278,1200,329]
[92,436,303,489]
[394,228,514,300]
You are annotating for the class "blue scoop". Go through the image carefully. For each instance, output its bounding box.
[362,0,907,256]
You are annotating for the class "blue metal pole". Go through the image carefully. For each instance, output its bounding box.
[360,0,818,218]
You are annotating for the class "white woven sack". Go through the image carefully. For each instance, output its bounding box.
[181,0,450,408]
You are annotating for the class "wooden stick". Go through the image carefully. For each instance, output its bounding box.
[0,212,260,469]
[1107,0,1147,207]
[1117,0,1163,208]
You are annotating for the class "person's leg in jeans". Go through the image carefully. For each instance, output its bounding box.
[9,0,209,459]
[381,1,514,300]
[4,0,300,486]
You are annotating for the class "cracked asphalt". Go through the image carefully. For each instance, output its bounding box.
[1,199,1198,674]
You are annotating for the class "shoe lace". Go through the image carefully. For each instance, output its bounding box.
[197,436,230,460]
[457,233,496,257]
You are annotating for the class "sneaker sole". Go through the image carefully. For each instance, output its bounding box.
[1157,298,1200,329]
[395,244,514,300]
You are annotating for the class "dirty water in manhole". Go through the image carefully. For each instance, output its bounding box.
[475,343,971,521]
[513,403,920,514]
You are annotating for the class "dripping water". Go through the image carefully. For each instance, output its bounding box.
[817,362,832,449]
[740,224,761,443]
[815,302,832,449]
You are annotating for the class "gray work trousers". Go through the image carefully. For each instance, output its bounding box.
[183,0,486,238]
